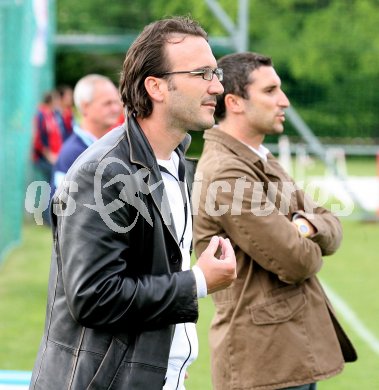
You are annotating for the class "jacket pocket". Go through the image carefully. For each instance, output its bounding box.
[87,337,129,390]
[250,289,306,325]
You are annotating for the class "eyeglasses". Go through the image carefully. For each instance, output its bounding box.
[159,67,223,82]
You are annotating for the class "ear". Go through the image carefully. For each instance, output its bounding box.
[224,93,244,114]
[80,101,90,117]
[144,76,165,103]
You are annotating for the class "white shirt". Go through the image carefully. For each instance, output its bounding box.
[242,141,270,162]
[157,152,206,390]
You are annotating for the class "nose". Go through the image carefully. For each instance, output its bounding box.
[279,90,290,108]
[208,76,224,95]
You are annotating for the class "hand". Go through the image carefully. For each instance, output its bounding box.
[195,236,237,294]
[42,148,58,164]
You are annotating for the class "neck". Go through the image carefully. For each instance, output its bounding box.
[218,119,264,150]
[80,120,108,140]
[136,115,186,160]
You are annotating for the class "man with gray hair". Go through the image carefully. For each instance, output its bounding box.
[51,74,123,195]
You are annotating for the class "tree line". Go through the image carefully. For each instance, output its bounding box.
[56,0,379,141]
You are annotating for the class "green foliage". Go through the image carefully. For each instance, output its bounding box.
[244,0,379,140]
[58,0,155,34]
[55,52,124,86]
[54,0,379,140]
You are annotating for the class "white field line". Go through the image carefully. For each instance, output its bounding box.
[322,281,379,355]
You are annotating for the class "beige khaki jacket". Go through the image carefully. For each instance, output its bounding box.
[193,128,357,390]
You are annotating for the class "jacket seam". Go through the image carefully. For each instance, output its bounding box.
[67,327,86,390]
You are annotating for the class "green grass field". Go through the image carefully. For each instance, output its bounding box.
[1,219,378,389]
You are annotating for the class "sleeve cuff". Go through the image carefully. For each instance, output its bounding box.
[192,265,208,298]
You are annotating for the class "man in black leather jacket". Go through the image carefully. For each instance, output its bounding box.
[30,16,236,390]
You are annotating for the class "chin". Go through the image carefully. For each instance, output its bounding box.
[189,120,215,132]
[272,127,284,135]
[203,118,216,130]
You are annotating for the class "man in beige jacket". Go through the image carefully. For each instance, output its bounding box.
[193,52,357,390]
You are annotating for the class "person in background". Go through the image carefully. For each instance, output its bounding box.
[108,110,125,132]
[51,74,122,196]
[56,84,74,138]
[31,88,72,225]
[29,16,236,390]
[193,52,357,390]
[31,90,63,183]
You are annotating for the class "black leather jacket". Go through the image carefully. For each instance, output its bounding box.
[30,116,198,390]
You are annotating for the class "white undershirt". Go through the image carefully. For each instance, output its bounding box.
[157,152,206,390]
[243,142,270,162]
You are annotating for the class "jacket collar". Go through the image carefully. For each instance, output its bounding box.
[125,115,191,246]
[125,114,191,169]
[203,126,261,161]
[204,126,280,175]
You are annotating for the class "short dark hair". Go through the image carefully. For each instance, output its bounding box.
[119,16,208,119]
[56,85,72,98]
[215,52,273,121]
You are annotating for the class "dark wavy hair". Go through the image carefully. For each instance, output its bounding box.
[215,52,273,121]
[119,16,208,118]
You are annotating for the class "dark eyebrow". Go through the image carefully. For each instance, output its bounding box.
[264,83,280,91]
